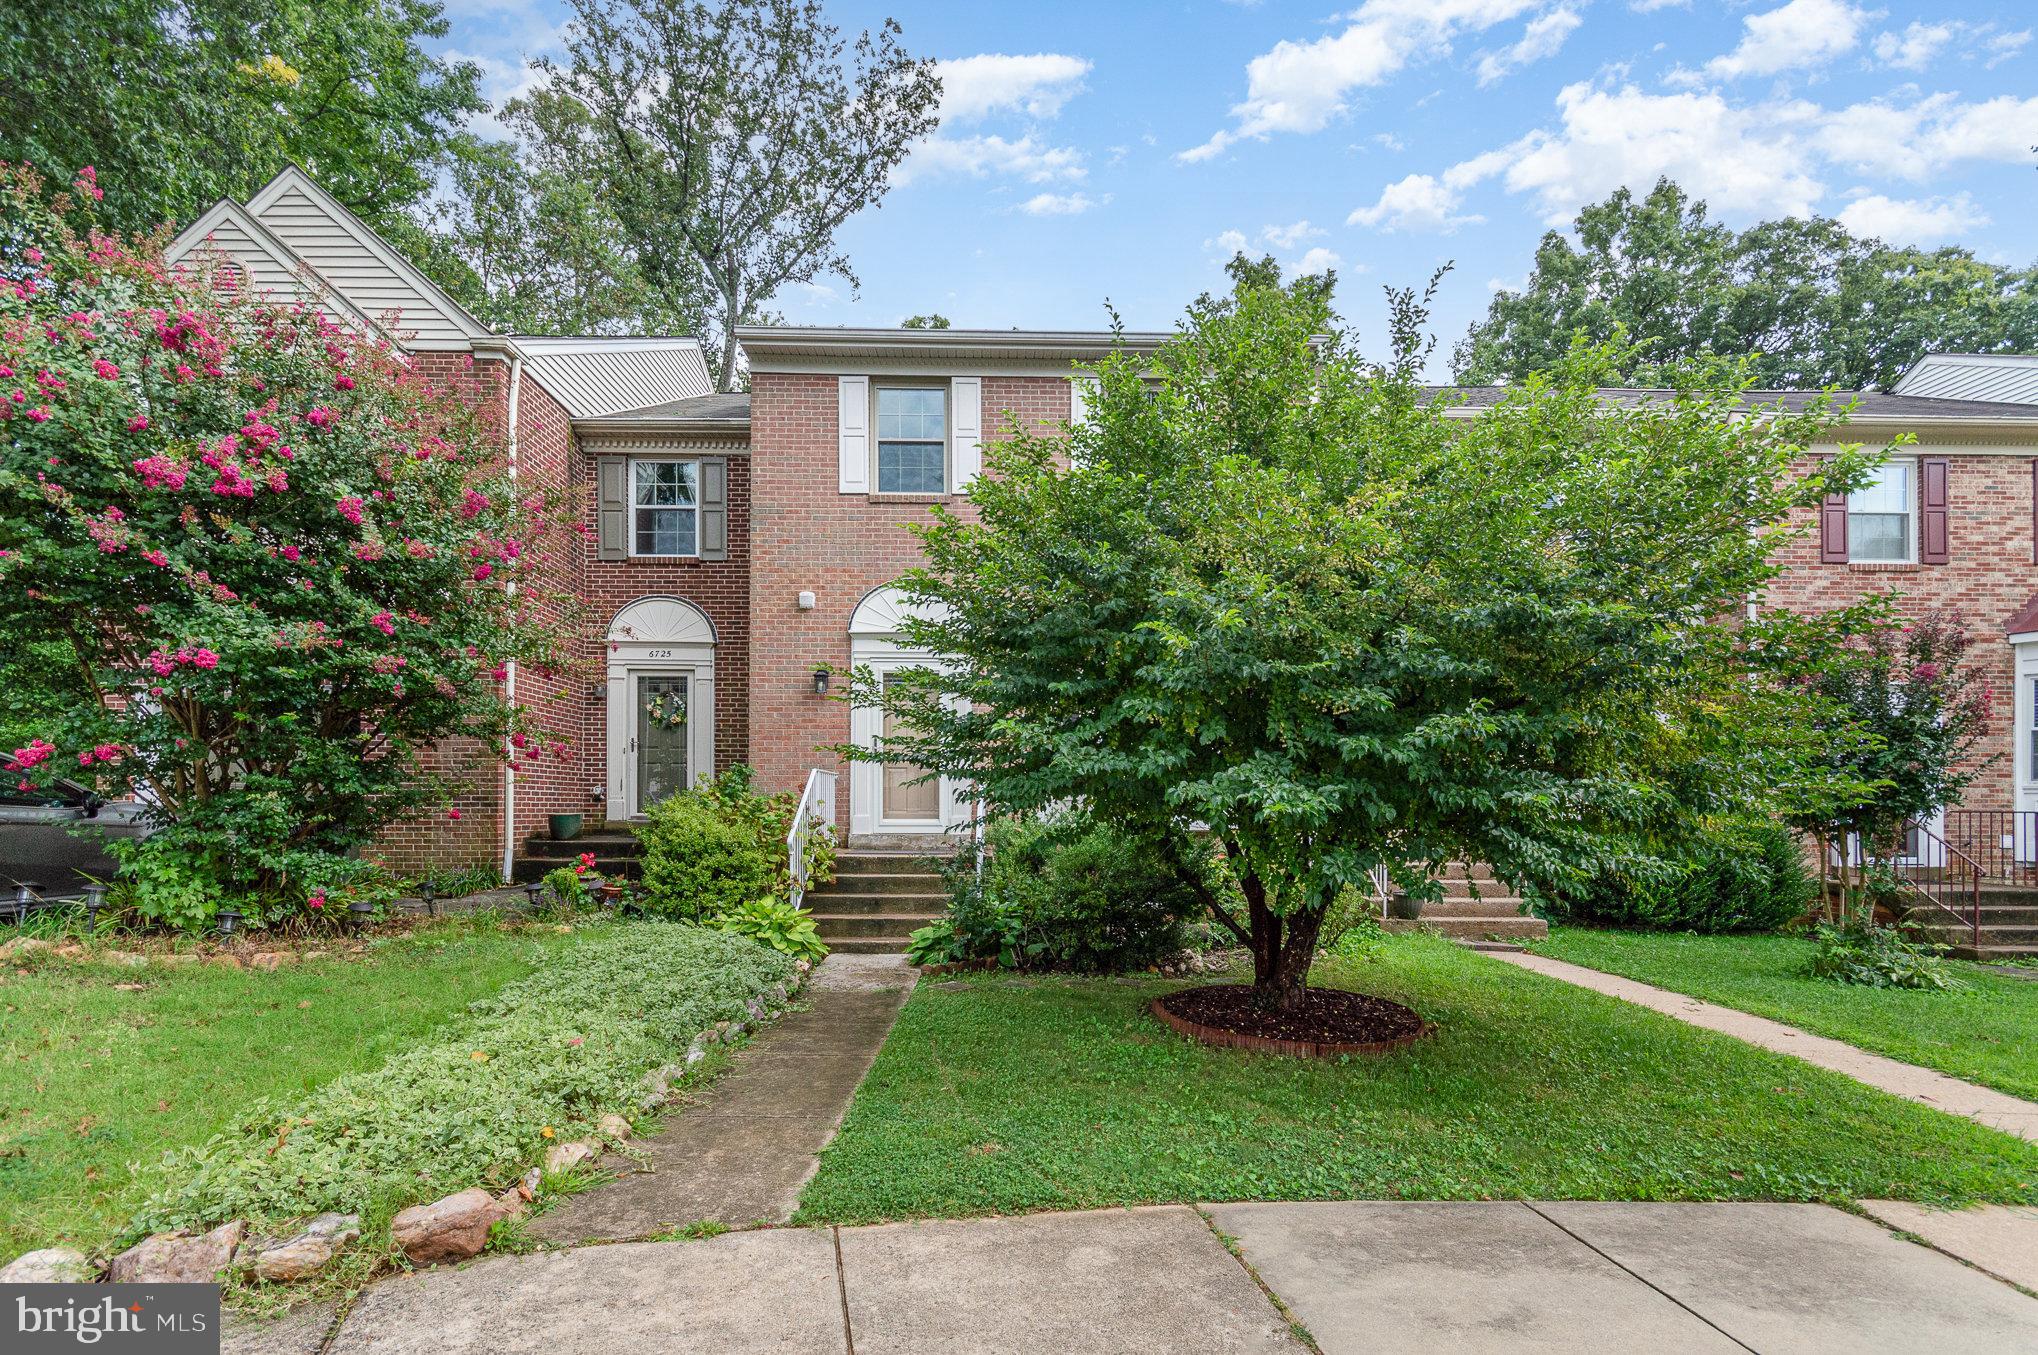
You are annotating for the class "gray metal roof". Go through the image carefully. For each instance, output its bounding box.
[511,337,713,419]
[735,325,1173,364]
[1424,386,2038,422]
[1892,353,2038,405]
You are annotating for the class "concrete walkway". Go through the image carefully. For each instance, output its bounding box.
[266,1201,2038,1354]
[1491,950,2038,1142]
[526,953,913,1243]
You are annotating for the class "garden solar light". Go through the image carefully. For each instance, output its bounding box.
[12,882,39,922]
[217,909,242,938]
[523,881,546,911]
[420,882,437,917]
[81,884,106,932]
[350,898,375,927]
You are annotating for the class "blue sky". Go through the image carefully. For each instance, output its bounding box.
[432,0,2038,371]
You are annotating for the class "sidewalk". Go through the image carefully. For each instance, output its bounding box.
[1489,950,2038,1141]
[245,1200,2035,1354]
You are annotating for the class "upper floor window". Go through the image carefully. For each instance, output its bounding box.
[1848,461,1914,563]
[875,385,946,494]
[633,459,698,556]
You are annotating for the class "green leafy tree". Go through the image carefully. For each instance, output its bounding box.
[1455,178,2038,390]
[0,166,571,924]
[536,0,942,388]
[860,260,1878,1011]
[0,0,483,238]
[901,314,951,329]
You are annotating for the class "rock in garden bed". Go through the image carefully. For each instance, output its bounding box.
[1151,984,1428,1057]
[250,1212,360,1283]
[109,1220,246,1284]
[390,1189,505,1267]
[0,1246,96,1283]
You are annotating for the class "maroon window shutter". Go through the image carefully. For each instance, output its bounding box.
[1819,492,1849,564]
[1919,456,1950,565]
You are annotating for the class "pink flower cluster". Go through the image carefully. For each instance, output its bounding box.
[145,646,221,676]
[76,743,123,767]
[335,495,365,525]
[6,739,55,771]
[133,454,187,490]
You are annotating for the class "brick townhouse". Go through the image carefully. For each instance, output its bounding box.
[170,170,2038,886]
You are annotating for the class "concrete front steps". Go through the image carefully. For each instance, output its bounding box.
[1905,883,2038,961]
[1382,862,1548,942]
[805,849,951,954]
[513,829,642,883]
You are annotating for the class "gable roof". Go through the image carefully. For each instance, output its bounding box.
[242,166,492,349]
[1893,353,2038,405]
[509,337,715,419]
[165,198,387,340]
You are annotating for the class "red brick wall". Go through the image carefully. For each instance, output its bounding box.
[576,439,752,817]
[1763,449,2038,810]
[745,372,1071,829]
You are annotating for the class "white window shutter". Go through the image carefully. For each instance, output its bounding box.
[952,376,983,490]
[838,375,869,494]
[1069,373,1097,426]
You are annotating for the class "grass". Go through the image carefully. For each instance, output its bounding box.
[1534,926,2038,1101]
[0,916,581,1260]
[795,935,2038,1224]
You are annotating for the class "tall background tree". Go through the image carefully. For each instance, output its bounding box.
[0,0,482,238]
[534,0,941,388]
[864,258,1877,1012]
[1455,179,2038,391]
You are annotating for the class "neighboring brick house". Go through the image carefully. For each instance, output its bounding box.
[169,170,2038,881]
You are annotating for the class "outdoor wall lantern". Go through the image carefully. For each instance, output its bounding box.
[812,668,831,696]
[81,884,106,933]
[217,908,242,938]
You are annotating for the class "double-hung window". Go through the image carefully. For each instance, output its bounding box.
[632,459,698,556]
[1847,460,1915,563]
[875,385,947,494]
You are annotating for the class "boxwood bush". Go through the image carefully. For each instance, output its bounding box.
[131,922,795,1240]
[1535,820,1814,934]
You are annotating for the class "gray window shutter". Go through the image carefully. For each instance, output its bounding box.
[597,455,628,561]
[699,457,728,561]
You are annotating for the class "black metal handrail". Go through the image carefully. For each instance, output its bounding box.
[1895,818,1983,952]
[1941,809,2038,884]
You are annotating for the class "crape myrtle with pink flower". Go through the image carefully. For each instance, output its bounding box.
[0,165,576,927]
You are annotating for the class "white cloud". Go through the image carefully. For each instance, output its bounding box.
[1020,191,1106,216]
[1812,92,2038,180]
[934,54,1092,123]
[1260,220,1326,249]
[896,134,1085,186]
[1374,131,1406,151]
[1208,229,1251,254]
[1348,172,1486,232]
[1698,0,1874,81]
[1180,0,1541,161]
[1872,21,1960,71]
[1836,192,1989,244]
[1289,246,1345,275]
[1987,30,2031,67]
[1475,7,1584,87]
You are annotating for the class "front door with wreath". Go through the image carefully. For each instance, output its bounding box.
[636,674,689,809]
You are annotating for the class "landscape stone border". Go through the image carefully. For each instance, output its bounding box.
[1148,991,1430,1059]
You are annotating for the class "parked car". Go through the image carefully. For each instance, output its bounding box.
[0,780,151,895]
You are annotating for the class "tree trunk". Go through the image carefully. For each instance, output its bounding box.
[1239,871,1325,1013]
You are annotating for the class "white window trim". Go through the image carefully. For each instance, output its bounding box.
[870,378,951,496]
[628,456,701,559]
[1846,457,1919,565]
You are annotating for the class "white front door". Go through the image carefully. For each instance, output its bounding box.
[847,658,965,836]
[604,596,716,820]
[2016,639,2037,861]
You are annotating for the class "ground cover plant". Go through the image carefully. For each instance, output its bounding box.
[130,921,794,1255]
[795,935,2038,1223]
[0,916,575,1260]
[1536,928,2038,1099]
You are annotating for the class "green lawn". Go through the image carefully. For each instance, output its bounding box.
[1534,927,2038,1101]
[0,918,580,1259]
[796,935,2038,1224]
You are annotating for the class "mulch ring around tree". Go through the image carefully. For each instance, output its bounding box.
[1151,984,1429,1058]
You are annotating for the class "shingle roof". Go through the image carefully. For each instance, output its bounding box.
[577,392,752,425]
[1424,386,2038,421]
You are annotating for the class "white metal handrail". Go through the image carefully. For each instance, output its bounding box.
[787,769,837,909]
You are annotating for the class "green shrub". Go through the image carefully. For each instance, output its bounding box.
[714,897,827,962]
[542,866,587,910]
[633,766,835,919]
[1538,820,1814,934]
[132,922,796,1240]
[1805,921,1967,991]
[636,794,772,920]
[939,814,1202,972]
[905,917,964,967]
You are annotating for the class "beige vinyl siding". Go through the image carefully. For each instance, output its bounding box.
[253,186,473,348]
[174,219,315,303]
